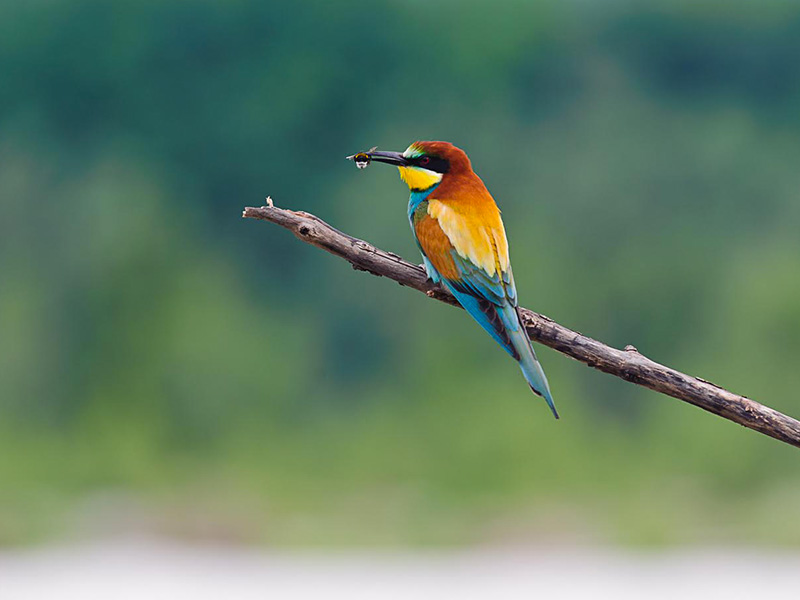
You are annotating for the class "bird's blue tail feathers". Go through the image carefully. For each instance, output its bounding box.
[509,325,559,419]
[445,282,558,419]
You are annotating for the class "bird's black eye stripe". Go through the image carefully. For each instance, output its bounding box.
[413,155,449,173]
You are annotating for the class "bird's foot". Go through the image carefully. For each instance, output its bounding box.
[419,263,434,283]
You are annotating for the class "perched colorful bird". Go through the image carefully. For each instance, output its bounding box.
[348,141,558,418]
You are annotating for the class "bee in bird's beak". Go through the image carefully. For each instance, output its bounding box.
[346,146,378,169]
[347,146,411,170]
[351,153,371,169]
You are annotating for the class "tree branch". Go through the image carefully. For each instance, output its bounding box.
[243,201,800,450]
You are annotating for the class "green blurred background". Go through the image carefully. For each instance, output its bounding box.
[1,0,799,548]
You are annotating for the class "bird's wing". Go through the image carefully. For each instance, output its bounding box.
[421,198,515,303]
[414,199,521,357]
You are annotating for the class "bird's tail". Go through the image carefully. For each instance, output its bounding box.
[509,323,558,419]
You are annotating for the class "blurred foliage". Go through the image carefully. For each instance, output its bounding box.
[1,0,800,547]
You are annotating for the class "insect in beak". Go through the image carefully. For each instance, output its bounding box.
[346,146,380,169]
[353,153,371,169]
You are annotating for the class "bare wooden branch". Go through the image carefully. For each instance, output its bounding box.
[243,202,800,449]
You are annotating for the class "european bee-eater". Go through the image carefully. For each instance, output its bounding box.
[348,141,558,418]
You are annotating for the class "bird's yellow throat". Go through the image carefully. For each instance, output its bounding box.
[398,166,442,191]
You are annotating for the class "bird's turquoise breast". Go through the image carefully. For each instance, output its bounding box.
[407,183,439,224]
[408,183,441,283]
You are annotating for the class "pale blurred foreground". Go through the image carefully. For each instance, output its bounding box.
[1,538,797,600]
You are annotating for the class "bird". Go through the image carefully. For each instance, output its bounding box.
[347,141,558,418]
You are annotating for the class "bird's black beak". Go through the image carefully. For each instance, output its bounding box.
[363,150,408,166]
[346,149,409,167]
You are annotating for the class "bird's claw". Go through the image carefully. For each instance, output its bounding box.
[419,263,434,283]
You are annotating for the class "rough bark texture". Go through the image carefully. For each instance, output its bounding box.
[243,201,800,449]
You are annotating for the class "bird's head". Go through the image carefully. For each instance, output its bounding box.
[348,141,472,192]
